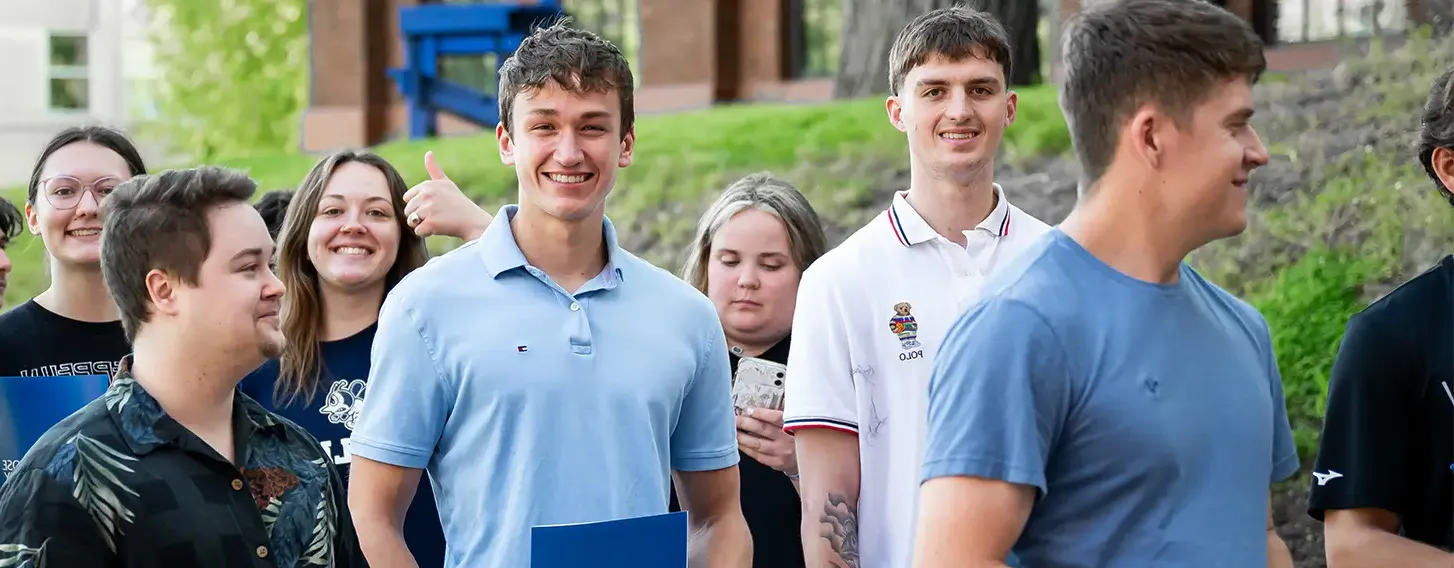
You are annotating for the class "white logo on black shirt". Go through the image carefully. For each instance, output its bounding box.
[319,379,366,431]
[1312,470,1343,486]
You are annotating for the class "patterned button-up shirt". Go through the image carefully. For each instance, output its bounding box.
[0,357,366,567]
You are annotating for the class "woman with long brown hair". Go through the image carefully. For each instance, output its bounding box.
[240,149,484,567]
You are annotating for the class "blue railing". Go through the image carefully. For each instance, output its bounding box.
[388,1,565,140]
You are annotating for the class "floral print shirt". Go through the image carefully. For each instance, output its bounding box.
[0,357,366,567]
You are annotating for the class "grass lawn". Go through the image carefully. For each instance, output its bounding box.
[2,85,1069,308]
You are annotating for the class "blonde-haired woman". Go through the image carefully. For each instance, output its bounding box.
[673,172,829,567]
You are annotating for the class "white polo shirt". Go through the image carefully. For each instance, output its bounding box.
[783,185,1050,568]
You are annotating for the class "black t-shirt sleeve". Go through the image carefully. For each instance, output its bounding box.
[1307,307,1418,520]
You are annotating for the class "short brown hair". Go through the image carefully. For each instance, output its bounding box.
[100,167,258,341]
[497,18,634,138]
[1061,0,1266,183]
[1417,65,1454,205]
[888,5,1012,96]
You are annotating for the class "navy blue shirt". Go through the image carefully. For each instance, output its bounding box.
[242,324,447,567]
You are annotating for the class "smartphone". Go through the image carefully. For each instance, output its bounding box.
[732,357,787,414]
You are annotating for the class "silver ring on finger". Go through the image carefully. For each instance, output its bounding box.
[408,212,422,227]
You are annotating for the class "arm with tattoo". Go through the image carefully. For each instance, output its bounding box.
[795,429,862,567]
[820,492,861,567]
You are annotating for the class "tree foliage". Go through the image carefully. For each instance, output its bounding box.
[142,0,310,161]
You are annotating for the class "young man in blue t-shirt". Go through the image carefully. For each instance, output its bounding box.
[912,1,1299,567]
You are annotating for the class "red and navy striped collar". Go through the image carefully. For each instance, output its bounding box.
[885,184,1013,247]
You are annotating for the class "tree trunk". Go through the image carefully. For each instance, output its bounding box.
[833,0,1043,99]
[990,0,1042,86]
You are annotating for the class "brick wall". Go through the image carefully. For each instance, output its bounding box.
[300,0,834,152]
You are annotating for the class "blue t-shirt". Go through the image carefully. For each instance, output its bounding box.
[241,324,448,567]
[923,229,1300,567]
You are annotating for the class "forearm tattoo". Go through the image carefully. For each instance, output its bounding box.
[818,492,861,568]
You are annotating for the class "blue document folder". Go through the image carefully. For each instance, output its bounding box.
[0,374,110,479]
[531,511,688,567]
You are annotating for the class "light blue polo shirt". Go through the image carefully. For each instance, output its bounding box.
[923,229,1299,567]
[350,205,740,568]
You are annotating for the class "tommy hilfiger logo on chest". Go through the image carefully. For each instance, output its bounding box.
[889,302,925,361]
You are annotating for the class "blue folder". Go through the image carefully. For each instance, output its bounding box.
[531,511,687,567]
[0,374,110,479]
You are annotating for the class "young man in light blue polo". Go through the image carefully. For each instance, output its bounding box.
[345,21,753,568]
[912,1,1298,567]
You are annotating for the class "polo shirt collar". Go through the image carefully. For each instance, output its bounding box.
[478,204,627,286]
[886,183,1014,247]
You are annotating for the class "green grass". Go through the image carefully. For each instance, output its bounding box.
[2,85,1068,307]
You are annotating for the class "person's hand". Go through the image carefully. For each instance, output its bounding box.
[402,151,493,240]
[736,407,798,476]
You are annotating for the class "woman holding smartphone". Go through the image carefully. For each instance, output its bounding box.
[674,172,829,567]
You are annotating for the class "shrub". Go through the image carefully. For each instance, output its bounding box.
[1248,249,1375,461]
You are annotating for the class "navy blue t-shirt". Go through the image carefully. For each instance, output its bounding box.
[241,324,447,567]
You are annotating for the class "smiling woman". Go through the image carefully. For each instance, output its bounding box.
[0,126,146,378]
[237,148,448,566]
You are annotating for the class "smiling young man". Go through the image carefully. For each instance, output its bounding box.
[346,20,751,568]
[0,167,363,567]
[0,197,20,309]
[783,7,1050,568]
[912,1,1297,567]
[1307,66,1454,567]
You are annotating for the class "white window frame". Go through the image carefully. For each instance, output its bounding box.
[46,32,91,114]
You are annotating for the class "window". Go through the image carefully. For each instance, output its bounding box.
[48,34,89,112]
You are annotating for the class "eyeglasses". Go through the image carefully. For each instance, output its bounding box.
[37,175,121,210]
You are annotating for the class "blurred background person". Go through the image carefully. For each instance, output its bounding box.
[255,187,296,242]
[673,172,829,567]
[0,197,21,310]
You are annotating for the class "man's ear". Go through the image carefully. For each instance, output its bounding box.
[619,127,635,168]
[886,96,908,133]
[1126,104,1170,171]
[146,269,181,317]
[1433,146,1454,196]
[497,123,515,166]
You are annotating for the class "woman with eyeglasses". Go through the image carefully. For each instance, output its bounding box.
[0,127,146,378]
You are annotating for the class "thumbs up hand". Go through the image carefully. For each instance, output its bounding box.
[402,151,493,241]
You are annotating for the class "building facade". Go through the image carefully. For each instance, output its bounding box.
[0,0,162,186]
[303,0,1438,152]
[302,0,838,152]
